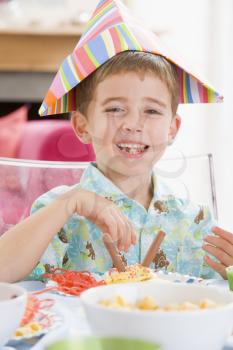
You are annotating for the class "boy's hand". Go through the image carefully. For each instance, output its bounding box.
[202,226,233,279]
[68,188,137,252]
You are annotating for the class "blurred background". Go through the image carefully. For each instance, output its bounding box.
[0,0,232,230]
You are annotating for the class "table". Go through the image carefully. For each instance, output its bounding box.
[7,280,233,350]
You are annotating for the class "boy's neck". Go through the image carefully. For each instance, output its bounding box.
[103,170,154,210]
[128,179,154,209]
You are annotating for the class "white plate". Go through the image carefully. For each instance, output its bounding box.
[154,270,217,285]
[8,303,75,350]
[12,309,63,341]
[45,280,78,297]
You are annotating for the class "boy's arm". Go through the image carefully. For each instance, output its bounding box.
[0,187,136,283]
[0,192,72,283]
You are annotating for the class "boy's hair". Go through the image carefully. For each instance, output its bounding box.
[76,51,179,116]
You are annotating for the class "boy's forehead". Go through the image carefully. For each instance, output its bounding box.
[39,0,223,117]
[94,73,171,105]
[96,71,168,92]
[102,70,161,82]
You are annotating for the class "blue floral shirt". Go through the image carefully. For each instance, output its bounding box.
[29,162,217,280]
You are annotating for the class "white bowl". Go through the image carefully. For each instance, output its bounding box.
[81,281,233,350]
[0,283,27,347]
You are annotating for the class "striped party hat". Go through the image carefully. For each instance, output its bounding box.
[39,0,223,116]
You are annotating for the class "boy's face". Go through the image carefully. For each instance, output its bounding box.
[72,72,181,179]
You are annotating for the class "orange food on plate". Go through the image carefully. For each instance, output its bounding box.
[43,268,106,296]
[20,295,54,326]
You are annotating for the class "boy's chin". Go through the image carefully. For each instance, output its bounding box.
[97,155,160,178]
[117,156,160,170]
[109,162,154,177]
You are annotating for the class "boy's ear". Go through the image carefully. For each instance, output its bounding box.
[71,111,92,144]
[168,114,181,144]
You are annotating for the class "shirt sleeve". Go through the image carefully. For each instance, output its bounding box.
[26,185,76,281]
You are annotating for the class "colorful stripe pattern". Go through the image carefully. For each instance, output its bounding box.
[39,0,223,116]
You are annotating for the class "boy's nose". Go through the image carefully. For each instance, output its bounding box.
[122,116,143,133]
[122,125,142,133]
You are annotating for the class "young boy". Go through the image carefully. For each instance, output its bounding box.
[0,0,232,283]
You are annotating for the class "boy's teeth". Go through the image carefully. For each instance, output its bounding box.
[117,143,147,154]
[118,143,146,149]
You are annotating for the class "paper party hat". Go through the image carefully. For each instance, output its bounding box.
[39,0,223,116]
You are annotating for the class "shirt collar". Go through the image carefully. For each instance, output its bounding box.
[79,162,174,203]
[79,162,126,200]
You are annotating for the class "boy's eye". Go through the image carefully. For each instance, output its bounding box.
[105,107,124,114]
[145,109,162,115]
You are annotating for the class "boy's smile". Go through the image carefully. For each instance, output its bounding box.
[116,142,149,157]
[72,71,180,202]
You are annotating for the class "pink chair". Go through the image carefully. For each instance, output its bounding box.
[0,158,88,235]
[0,104,95,162]
[17,120,96,162]
[0,114,96,234]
